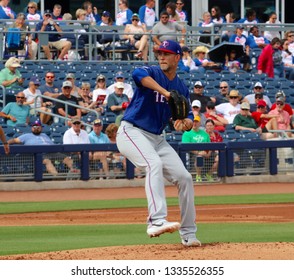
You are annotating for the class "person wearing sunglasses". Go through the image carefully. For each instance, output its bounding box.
[244,82,272,109]
[124,13,148,60]
[39,71,60,99]
[270,91,293,117]
[152,11,186,52]
[175,0,188,23]
[116,0,133,26]
[214,81,230,105]
[215,90,241,124]
[25,1,42,31]
[0,92,30,126]
[268,96,292,138]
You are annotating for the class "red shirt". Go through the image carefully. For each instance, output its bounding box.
[208,131,223,143]
[204,112,226,132]
[251,111,269,128]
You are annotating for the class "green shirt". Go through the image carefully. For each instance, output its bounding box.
[0,68,22,89]
[182,129,211,143]
[233,114,258,129]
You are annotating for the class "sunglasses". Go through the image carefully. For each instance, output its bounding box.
[230,96,238,99]
[97,79,105,82]
[255,87,262,90]
[72,122,81,125]
[44,14,52,17]
[28,6,36,9]
[176,3,183,5]
[63,86,71,89]
[257,106,265,109]
[241,108,249,111]
[16,96,25,99]
[255,96,262,99]
[220,86,228,89]
[46,76,54,78]
[277,102,284,105]
[132,18,139,21]
[161,16,169,19]
[288,35,294,37]
[192,106,199,109]
[194,86,203,89]
[207,106,215,109]
[116,77,124,80]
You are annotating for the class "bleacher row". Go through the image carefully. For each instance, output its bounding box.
[1,61,294,144]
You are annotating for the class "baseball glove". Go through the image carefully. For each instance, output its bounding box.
[168,90,190,120]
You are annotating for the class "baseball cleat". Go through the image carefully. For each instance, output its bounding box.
[181,236,202,247]
[147,221,181,237]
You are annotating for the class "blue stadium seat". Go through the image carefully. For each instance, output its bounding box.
[50,132,63,144]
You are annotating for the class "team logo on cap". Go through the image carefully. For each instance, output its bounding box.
[162,41,169,48]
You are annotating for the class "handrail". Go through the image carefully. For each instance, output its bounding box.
[33,94,100,127]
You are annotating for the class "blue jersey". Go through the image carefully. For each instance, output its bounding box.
[122,66,193,135]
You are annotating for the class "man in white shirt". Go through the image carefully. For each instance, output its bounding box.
[244,82,272,108]
[63,117,90,144]
[215,90,241,124]
[107,71,134,100]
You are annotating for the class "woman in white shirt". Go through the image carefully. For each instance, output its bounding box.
[281,39,294,80]
[92,74,111,106]
[264,12,281,42]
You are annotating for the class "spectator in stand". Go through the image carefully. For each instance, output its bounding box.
[270,91,293,116]
[78,82,103,116]
[7,120,74,175]
[0,0,16,20]
[191,100,206,129]
[107,71,134,101]
[205,119,223,181]
[152,11,186,52]
[182,115,211,182]
[221,12,237,42]
[192,46,218,69]
[210,6,225,44]
[285,30,294,55]
[82,1,100,24]
[116,0,133,26]
[233,102,261,134]
[0,125,9,154]
[63,116,90,144]
[224,49,241,73]
[65,73,82,98]
[249,92,270,113]
[166,2,180,22]
[23,76,52,124]
[107,82,129,116]
[138,0,156,27]
[264,12,281,41]
[281,39,294,80]
[269,96,292,138]
[251,99,278,139]
[52,4,63,20]
[92,74,111,106]
[215,89,241,124]
[257,37,284,79]
[178,46,205,73]
[229,25,251,71]
[214,81,230,105]
[35,9,72,61]
[124,13,149,61]
[88,118,110,177]
[56,81,82,121]
[96,10,115,26]
[25,1,42,30]
[175,0,188,23]
[204,101,228,132]
[198,11,213,45]
[0,57,24,89]
[237,8,259,37]
[247,25,270,50]
[244,82,272,108]
[39,71,60,99]
[190,81,215,113]
[0,92,30,126]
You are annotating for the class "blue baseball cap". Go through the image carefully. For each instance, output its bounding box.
[31,120,42,127]
[102,11,110,17]
[158,40,182,55]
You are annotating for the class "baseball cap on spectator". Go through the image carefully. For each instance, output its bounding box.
[257,100,267,107]
[31,120,42,127]
[181,46,190,52]
[158,40,182,55]
[194,115,201,122]
[96,74,106,82]
[71,116,81,124]
[276,96,285,103]
[194,81,203,87]
[93,119,103,126]
[66,73,75,79]
[44,9,52,16]
[236,25,244,29]
[115,82,124,89]
[240,102,250,110]
[102,11,110,17]
[275,91,286,99]
[192,100,201,108]
[132,13,139,19]
[62,81,72,88]
[115,71,124,79]
[122,102,130,110]
[5,57,21,68]
[30,76,40,85]
[254,82,263,88]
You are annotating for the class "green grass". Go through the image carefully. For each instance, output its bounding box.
[0,193,293,214]
[0,223,293,256]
